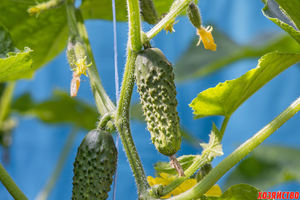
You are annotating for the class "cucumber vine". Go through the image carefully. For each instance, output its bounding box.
[0,0,300,200]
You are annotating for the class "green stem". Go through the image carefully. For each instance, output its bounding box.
[116,50,149,197]
[220,116,230,140]
[36,128,78,200]
[158,147,213,196]
[0,82,15,127]
[115,0,149,197]
[170,96,300,200]
[127,0,142,51]
[146,0,193,40]
[65,0,115,115]
[0,162,28,200]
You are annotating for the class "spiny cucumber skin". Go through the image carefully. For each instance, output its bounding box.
[72,130,117,200]
[187,2,202,29]
[139,0,158,24]
[135,48,181,156]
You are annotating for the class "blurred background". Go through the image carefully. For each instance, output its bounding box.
[0,0,300,199]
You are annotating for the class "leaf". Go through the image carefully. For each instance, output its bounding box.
[0,48,33,82]
[0,26,16,58]
[0,26,34,82]
[0,0,68,69]
[12,90,98,130]
[154,155,200,175]
[262,0,300,44]
[207,184,260,200]
[175,31,300,82]
[275,0,300,29]
[190,52,300,118]
[225,145,300,191]
[80,0,173,21]
[200,124,223,160]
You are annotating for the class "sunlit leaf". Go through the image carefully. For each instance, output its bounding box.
[175,32,300,82]
[262,0,300,44]
[0,0,68,69]
[225,145,300,190]
[190,52,300,118]
[0,26,33,82]
[80,0,173,21]
[12,90,98,130]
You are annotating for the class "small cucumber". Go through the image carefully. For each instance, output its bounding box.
[135,48,181,156]
[139,0,158,24]
[72,130,117,200]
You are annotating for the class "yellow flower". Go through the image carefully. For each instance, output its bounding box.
[73,56,92,76]
[196,26,217,51]
[147,173,222,198]
[205,185,222,197]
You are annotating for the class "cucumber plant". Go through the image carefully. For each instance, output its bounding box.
[0,0,300,200]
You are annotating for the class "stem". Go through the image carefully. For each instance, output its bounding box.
[35,128,78,200]
[220,116,230,140]
[170,96,300,200]
[158,150,210,196]
[146,0,193,40]
[116,50,149,197]
[115,0,149,197]
[127,0,142,51]
[65,0,115,115]
[154,118,230,197]
[0,82,15,127]
[0,162,28,200]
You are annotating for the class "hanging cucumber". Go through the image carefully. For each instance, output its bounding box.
[72,129,118,200]
[135,48,181,157]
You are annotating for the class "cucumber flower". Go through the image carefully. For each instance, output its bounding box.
[196,25,217,51]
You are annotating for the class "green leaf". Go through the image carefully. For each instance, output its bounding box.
[274,0,300,30]
[0,26,34,82]
[0,0,68,69]
[207,184,260,200]
[0,48,33,82]
[80,0,173,21]
[0,26,15,58]
[175,32,300,82]
[225,145,300,191]
[190,52,300,118]
[154,155,200,175]
[12,90,98,130]
[200,124,223,160]
[262,0,300,44]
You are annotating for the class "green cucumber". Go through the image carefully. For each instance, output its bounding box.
[135,48,181,156]
[139,0,158,24]
[72,130,117,200]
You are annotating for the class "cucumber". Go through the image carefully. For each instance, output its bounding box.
[135,48,181,156]
[72,130,117,200]
[187,2,202,29]
[139,0,158,24]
